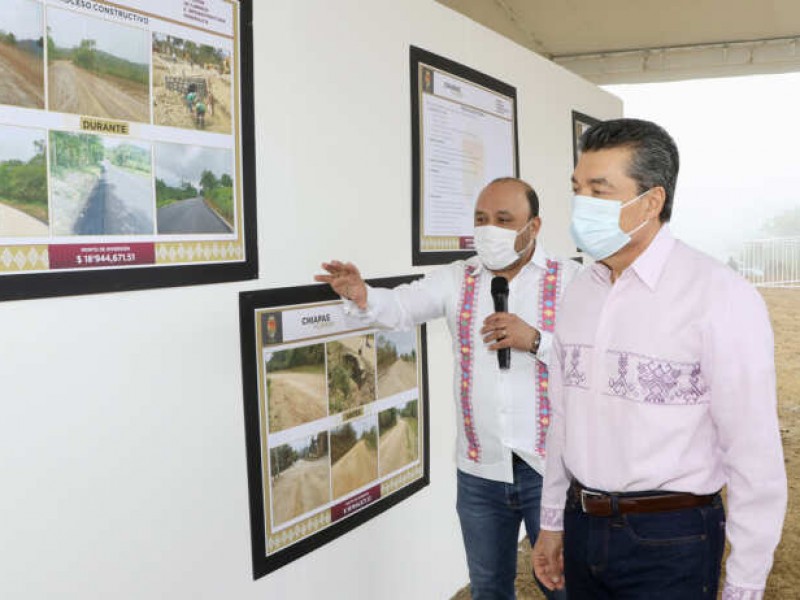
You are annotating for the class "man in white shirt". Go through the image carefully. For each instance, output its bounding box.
[316,178,579,600]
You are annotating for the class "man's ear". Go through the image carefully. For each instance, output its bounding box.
[647,188,666,219]
[531,216,542,237]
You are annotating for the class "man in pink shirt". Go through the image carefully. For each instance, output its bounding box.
[531,118,787,599]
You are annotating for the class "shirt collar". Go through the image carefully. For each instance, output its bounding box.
[469,240,549,275]
[590,225,675,290]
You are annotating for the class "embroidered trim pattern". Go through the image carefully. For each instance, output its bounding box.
[605,350,709,405]
[540,506,564,529]
[458,265,482,462]
[563,344,589,388]
[535,260,561,457]
[721,585,763,600]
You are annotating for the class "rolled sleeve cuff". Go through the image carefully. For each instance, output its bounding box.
[721,583,764,599]
[540,506,564,531]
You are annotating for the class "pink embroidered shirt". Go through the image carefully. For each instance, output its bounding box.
[540,226,787,598]
[344,244,580,483]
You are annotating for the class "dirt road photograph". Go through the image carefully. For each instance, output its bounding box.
[265,344,327,433]
[0,0,44,109]
[0,124,48,237]
[327,334,377,414]
[269,432,331,527]
[152,33,232,133]
[49,131,154,236]
[376,330,419,399]
[47,8,149,122]
[331,417,378,500]
[378,399,419,477]
[154,142,234,234]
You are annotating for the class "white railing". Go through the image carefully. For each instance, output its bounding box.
[738,236,800,288]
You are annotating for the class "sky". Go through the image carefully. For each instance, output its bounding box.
[48,6,148,64]
[377,330,417,356]
[0,125,44,162]
[2,0,43,40]
[605,72,800,262]
[154,143,233,188]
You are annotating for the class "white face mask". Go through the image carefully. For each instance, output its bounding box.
[473,221,533,270]
[570,190,651,260]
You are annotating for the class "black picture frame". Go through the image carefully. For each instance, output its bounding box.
[571,110,600,167]
[410,46,519,266]
[239,276,430,579]
[0,0,257,302]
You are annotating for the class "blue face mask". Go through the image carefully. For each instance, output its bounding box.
[570,190,651,260]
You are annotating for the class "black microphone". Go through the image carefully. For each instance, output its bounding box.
[490,276,510,370]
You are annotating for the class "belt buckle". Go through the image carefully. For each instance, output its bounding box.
[580,489,603,513]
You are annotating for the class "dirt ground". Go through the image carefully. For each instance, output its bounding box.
[151,54,232,133]
[48,60,149,122]
[379,417,418,476]
[378,359,417,398]
[327,336,377,412]
[332,439,378,499]
[0,42,43,108]
[453,288,799,600]
[267,370,327,432]
[271,457,330,526]
[0,202,48,236]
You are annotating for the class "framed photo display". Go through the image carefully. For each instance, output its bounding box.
[410,46,519,266]
[0,0,257,301]
[571,110,600,166]
[239,276,430,578]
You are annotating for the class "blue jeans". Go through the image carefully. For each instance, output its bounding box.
[563,488,726,599]
[456,459,567,600]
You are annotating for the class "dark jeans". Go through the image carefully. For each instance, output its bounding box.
[563,487,726,599]
[456,458,566,600]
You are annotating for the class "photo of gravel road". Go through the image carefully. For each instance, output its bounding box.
[50,132,154,236]
[0,125,47,237]
[152,33,232,133]
[47,8,149,122]
[0,0,44,109]
[331,417,378,500]
[327,334,377,414]
[269,432,330,527]
[266,344,327,433]
[379,399,419,477]
[376,330,418,399]
[154,142,234,234]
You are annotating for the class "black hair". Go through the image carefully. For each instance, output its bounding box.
[580,118,679,222]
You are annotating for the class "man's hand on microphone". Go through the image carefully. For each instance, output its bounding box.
[314,260,368,309]
[481,313,540,352]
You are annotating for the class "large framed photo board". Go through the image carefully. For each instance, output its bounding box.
[0,0,256,301]
[240,277,430,578]
[410,46,519,266]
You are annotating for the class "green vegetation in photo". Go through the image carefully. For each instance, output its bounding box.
[377,338,398,373]
[379,407,398,431]
[363,426,377,451]
[153,35,228,70]
[49,131,103,176]
[0,139,48,223]
[200,169,233,224]
[267,345,325,373]
[48,34,148,86]
[329,364,353,413]
[330,422,357,464]
[109,143,150,174]
[155,178,198,208]
[270,444,297,477]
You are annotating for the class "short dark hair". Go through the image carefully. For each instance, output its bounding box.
[489,177,540,219]
[580,118,679,222]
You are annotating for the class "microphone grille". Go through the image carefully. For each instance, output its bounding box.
[491,276,508,295]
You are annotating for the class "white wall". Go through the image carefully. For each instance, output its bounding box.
[0,1,619,599]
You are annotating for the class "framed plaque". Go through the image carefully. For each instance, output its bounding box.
[239,276,430,577]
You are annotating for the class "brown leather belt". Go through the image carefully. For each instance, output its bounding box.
[570,481,717,517]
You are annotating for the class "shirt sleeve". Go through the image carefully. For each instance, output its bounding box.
[539,334,570,530]
[707,276,787,593]
[342,265,453,330]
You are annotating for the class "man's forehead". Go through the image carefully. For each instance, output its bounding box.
[475,181,528,212]
[573,147,633,184]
